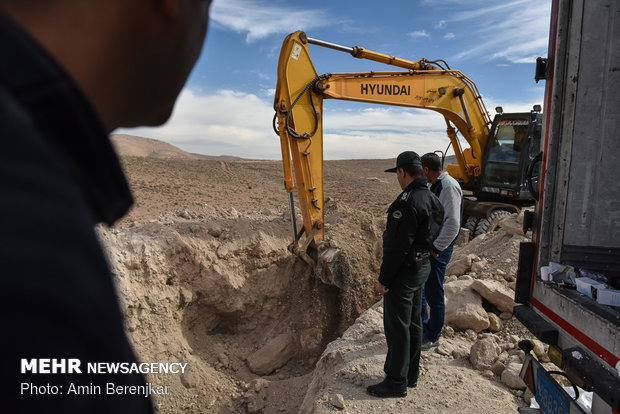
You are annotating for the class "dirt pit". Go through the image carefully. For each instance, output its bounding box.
[97,153,539,413]
[99,197,385,413]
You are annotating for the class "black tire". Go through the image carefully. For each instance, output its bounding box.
[474,210,512,238]
[463,216,479,240]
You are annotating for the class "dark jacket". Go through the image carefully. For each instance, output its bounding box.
[378,177,444,287]
[0,13,153,413]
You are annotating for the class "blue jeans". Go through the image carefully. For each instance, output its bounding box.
[421,243,454,342]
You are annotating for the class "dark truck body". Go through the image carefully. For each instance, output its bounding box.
[514,0,620,413]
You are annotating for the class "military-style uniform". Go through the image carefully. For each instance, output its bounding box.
[379,177,444,388]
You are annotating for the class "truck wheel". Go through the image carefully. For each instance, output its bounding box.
[463,216,479,240]
[474,210,511,238]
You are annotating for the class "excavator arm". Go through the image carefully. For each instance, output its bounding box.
[274,31,491,264]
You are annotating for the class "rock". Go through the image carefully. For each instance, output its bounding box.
[445,275,458,284]
[471,258,488,274]
[443,326,455,338]
[445,280,490,332]
[455,228,470,246]
[465,329,477,341]
[472,280,516,313]
[447,256,471,277]
[247,333,297,375]
[217,353,229,368]
[470,337,501,371]
[490,360,506,376]
[207,225,223,237]
[501,363,527,390]
[229,208,239,218]
[452,345,471,360]
[180,371,199,389]
[179,287,193,306]
[467,254,480,264]
[251,378,270,392]
[481,332,500,341]
[437,342,454,356]
[523,388,534,404]
[531,339,550,362]
[246,392,266,413]
[509,349,526,364]
[482,369,494,378]
[488,313,503,332]
[328,393,346,410]
[509,355,523,365]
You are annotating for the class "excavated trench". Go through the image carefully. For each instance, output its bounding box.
[99,209,383,413]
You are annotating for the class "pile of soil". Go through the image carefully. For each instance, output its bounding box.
[97,139,543,413]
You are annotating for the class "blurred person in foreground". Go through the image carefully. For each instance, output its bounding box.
[0,0,212,412]
[367,151,443,398]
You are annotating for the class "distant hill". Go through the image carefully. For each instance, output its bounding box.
[110,134,241,160]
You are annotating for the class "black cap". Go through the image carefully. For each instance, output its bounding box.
[384,151,422,172]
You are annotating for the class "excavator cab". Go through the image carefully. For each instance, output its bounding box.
[479,110,543,203]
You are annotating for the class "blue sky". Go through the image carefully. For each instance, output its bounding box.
[119,0,552,160]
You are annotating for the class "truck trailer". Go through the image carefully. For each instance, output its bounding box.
[514,0,620,413]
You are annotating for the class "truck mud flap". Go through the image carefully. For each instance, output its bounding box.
[515,241,535,304]
[513,304,558,346]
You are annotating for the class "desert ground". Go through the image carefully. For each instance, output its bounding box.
[99,134,552,413]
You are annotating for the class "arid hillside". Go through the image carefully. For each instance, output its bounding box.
[98,136,544,413]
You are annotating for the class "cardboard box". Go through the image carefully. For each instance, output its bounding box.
[595,287,620,307]
[575,277,606,299]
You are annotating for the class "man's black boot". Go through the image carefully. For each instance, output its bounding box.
[366,379,407,398]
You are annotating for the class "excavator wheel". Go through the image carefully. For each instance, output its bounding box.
[463,216,479,240]
[474,210,512,238]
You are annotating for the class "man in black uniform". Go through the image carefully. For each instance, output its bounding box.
[0,1,211,412]
[367,151,444,398]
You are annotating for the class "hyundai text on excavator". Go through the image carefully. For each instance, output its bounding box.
[273,31,542,277]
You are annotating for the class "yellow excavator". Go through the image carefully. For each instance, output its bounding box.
[273,31,542,276]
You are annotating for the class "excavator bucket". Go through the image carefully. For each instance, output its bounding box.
[287,230,343,288]
[314,246,343,288]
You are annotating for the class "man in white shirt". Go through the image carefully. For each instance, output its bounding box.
[420,153,463,349]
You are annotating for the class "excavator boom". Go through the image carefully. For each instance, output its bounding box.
[273,31,534,270]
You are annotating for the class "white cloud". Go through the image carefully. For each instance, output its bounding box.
[116,89,281,158]
[444,32,456,40]
[448,0,551,64]
[116,86,543,160]
[210,0,329,43]
[116,89,462,160]
[408,30,431,39]
[436,20,447,29]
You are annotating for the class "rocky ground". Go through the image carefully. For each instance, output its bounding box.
[97,136,554,413]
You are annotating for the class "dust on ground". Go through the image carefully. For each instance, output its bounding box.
[98,148,542,413]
